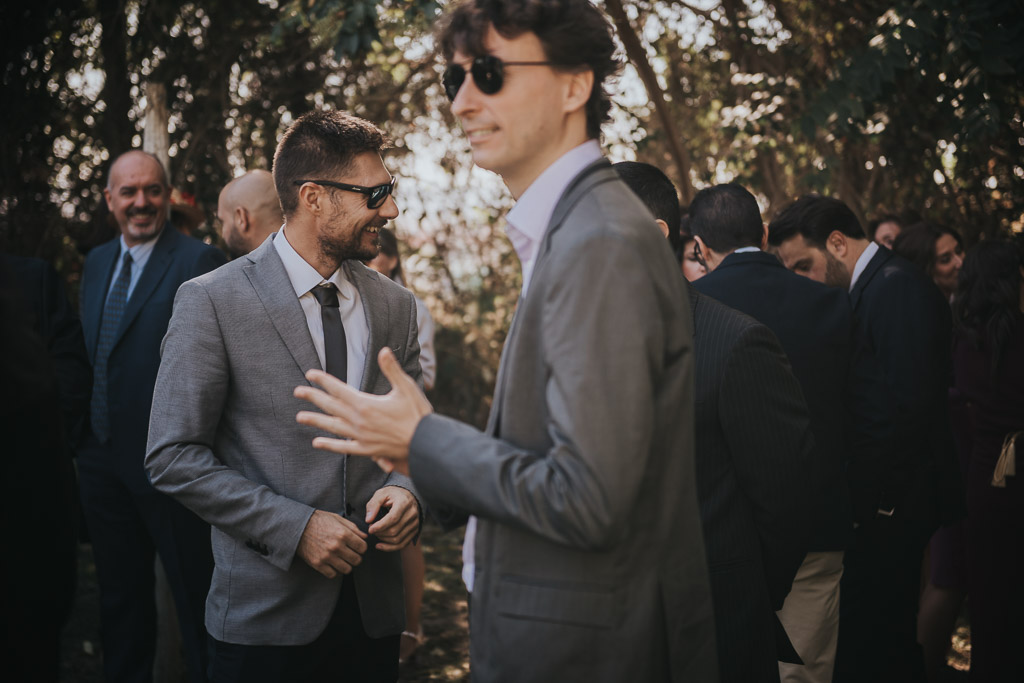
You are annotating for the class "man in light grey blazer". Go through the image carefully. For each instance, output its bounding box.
[146,111,421,682]
[295,1,717,681]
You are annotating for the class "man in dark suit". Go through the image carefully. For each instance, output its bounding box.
[616,162,817,682]
[78,150,226,682]
[768,195,962,683]
[292,2,717,680]
[1,254,90,680]
[687,183,894,683]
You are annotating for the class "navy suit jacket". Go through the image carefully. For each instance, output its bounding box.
[688,286,815,681]
[695,250,894,538]
[848,246,964,525]
[80,225,226,492]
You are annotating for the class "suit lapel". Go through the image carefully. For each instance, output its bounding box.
[487,159,615,435]
[83,239,120,359]
[850,247,888,309]
[344,261,389,391]
[244,236,322,377]
[112,226,177,350]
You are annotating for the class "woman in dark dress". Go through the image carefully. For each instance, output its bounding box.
[952,240,1024,681]
[895,222,970,679]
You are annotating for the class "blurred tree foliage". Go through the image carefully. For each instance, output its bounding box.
[2,0,1021,426]
[612,0,1023,238]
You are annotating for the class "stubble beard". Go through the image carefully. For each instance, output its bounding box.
[317,219,384,268]
[824,250,850,289]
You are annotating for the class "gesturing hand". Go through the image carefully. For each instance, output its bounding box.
[296,510,368,579]
[295,347,432,473]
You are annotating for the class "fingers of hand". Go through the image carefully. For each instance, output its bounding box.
[296,409,355,439]
[372,456,397,474]
[294,384,355,425]
[298,512,368,577]
[311,436,377,456]
[365,490,386,524]
[378,347,417,395]
[304,369,350,397]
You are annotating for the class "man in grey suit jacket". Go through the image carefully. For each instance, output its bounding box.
[295,1,717,681]
[146,111,421,682]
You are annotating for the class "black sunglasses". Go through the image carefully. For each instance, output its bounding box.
[294,177,397,209]
[442,55,553,101]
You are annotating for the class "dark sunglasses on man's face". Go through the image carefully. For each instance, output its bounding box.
[442,55,553,101]
[293,177,397,209]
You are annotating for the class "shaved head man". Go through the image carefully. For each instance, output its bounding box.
[217,170,283,257]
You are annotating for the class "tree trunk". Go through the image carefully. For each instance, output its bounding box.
[141,85,186,683]
[604,0,696,204]
[143,83,171,180]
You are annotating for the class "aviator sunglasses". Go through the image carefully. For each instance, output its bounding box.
[442,55,553,100]
[294,176,397,209]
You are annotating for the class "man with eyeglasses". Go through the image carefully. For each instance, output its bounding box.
[293,1,717,680]
[145,110,422,682]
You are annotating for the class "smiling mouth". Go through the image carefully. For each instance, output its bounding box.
[466,127,497,142]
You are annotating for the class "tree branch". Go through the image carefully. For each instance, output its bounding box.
[605,0,696,204]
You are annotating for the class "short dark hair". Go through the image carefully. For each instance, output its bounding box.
[612,161,681,255]
[768,194,866,249]
[437,0,620,140]
[273,110,390,218]
[688,183,763,252]
[891,221,962,278]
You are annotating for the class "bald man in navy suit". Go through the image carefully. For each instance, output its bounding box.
[78,150,225,682]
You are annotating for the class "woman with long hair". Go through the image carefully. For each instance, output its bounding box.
[892,222,964,300]
[952,239,1024,681]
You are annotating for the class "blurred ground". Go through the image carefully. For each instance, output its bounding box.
[59,521,470,682]
[58,523,970,682]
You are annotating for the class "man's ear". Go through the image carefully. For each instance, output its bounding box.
[234,206,250,234]
[297,183,325,215]
[760,223,770,250]
[103,188,114,212]
[654,218,670,239]
[563,69,593,115]
[826,230,848,259]
[693,235,715,271]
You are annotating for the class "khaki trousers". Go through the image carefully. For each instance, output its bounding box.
[777,550,844,683]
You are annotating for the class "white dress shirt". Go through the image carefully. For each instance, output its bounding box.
[463,140,604,593]
[505,140,603,296]
[107,229,162,303]
[849,241,879,292]
[273,228,369,389]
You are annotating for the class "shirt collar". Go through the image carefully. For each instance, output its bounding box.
[849,240,879,292]
[119,227,162,269]
[505,140,603,267]
[274,227,352,299]
[733,246,761,254]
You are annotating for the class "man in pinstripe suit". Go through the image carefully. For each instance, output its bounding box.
[615,162,818,683]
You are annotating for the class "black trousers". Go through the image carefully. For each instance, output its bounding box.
[208,575,400,683]
[833,513,933,683]
[77,444,214,683]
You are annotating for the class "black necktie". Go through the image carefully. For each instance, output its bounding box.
[311,283,347,381]
[91,251,133,442]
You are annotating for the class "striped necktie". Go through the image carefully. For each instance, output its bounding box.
[90,251,133,442]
